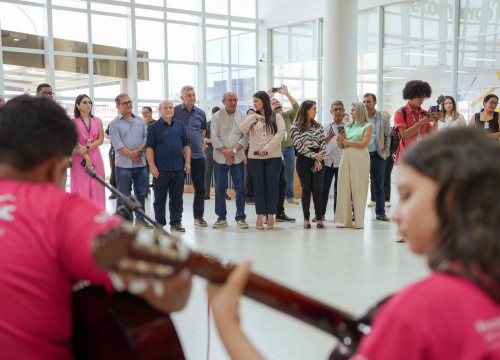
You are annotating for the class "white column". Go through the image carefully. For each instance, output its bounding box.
[322,0,358,124]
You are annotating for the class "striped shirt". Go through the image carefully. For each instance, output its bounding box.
[290,123,326,159]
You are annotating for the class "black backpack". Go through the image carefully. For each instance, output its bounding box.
[389,107,406,159]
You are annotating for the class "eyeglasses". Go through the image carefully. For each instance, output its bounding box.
[80,100,92,105]
[121,100,133,106]
[331,108,344,112]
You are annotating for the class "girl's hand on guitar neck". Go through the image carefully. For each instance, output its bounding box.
[207,261,264,360]
[110,269,193,314]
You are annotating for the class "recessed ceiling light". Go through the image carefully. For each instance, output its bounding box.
[469,57,496,62]
[390,66,418,70]
[444,70,469,73]
[404,52,437,57]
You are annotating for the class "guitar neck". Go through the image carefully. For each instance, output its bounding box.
[186,251,363,345]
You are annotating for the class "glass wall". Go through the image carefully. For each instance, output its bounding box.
[0,0,257,178]
[357,0,499,120]
[270,20,321,120]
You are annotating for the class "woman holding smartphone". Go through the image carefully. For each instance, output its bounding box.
[335,101,372,229]
[290,100,326,229]
[240,91,285,230]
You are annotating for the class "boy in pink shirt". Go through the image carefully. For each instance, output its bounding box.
[0,96,192,359]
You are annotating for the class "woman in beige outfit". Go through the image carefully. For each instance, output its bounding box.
[335,102,372,229]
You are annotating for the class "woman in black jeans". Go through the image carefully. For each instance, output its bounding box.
[290,100,326,229]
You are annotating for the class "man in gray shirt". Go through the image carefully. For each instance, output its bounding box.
[210,92,249,229]
[109,93,151,227]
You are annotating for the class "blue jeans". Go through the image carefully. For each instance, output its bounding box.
[282,146,296,200]
[214,162,246,221]
[248,157,282,215]
[321,165,339,217]
[153,170,184,226]
[115,166,147,221]
[370,153,386,215]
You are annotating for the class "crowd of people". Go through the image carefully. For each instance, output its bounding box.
[0,83,497,234]
[0,81,498,359]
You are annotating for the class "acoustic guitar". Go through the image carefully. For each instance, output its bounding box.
[73,225,373,359]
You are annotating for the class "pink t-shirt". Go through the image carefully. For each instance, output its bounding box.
[0,179,122,360]
[354,272,500,360]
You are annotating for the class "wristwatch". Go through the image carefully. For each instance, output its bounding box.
[86,145,90,150]
[232,148,237,154]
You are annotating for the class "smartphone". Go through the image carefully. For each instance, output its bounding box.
[271,87,282,93]
[337,125,345,134]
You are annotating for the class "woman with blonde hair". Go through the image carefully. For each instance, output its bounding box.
[335,101,372,229]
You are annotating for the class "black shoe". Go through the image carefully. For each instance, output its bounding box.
[204,194,210,200]
[317,223,324,229]
[276,213,296,222]
[303,222,311,229]
[376,213,390,222]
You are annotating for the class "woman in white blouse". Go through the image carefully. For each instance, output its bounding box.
[438,96,466,130]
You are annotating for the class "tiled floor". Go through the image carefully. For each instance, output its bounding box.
[104,183,429,360]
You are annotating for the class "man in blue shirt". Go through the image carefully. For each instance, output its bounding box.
[174,85,208,227]
[146,100,191,232]
[109,93,151,227]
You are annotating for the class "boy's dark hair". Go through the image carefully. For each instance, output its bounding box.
[402,80,432,100]
[0,95,77,171]
[142,106,153,113]
[36,83,52,94]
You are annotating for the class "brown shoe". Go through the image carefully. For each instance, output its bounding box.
[170,223,186,232]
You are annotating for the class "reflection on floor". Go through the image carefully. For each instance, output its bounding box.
[104,185,428,360]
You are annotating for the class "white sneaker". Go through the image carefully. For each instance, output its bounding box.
[385,201,391,207]
[367,201,376,207]
[236,220,249,229]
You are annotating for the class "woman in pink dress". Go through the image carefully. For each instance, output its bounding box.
[70,94,105,208]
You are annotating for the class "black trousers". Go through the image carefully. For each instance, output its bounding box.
[296,153,324,220]
[190,157,206,218]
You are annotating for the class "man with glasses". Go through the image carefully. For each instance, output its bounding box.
[210,92,249,229]
[313,100,347,222]
[174,85,208,228]
[109,93,152,228]
[36,83,54,98]
[393,80,441,242]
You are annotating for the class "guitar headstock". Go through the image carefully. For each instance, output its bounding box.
[93,223,191,278]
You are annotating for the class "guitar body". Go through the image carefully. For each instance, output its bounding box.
[72,286,185,360]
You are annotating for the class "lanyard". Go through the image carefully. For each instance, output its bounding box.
[80,116,92,136]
